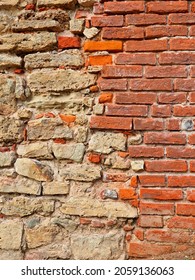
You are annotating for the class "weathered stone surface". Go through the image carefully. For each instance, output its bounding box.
[0,13,12,33]
[27,69,96,93]
[0,250,23,260]
[12,20,61,32]
[52,143,85,162]
[131,160,144,172]
[25,50,84,69]
[60,164,101,181]
[51,218,78,232]
[74,127,88,143]
[101,189,118,200]
[0,116,24,143]
[83,27,100,39]
[0,151,16,167]
[15,158,54,181]
[60,197,137,218]
[71,231,125,259]
[0,220,23,250]
[89,132,126,154]
[128,134,142,145]
[78,0,95,7]
[1,197,55,217]
[38,0,76,9]
[0,75,16,115]
[70,19,85,34]
[17,142,53,159]
[0,32,56,53]
[105,153,131,169]
[17,108,32,119]
[27,118,73,140]
[15,76,26,100]
[93,104,104,115]
[0,0,19,7]
[26,225,59,249]
[181,119,194,131]
[42,181,70,195]
[0,54,22,68]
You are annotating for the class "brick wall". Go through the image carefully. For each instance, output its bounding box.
[0,0,195,260]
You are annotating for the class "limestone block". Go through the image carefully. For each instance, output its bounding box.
[131,160,144,172]
[60,164,101,181]
[0,74,16,115]
[17,142,53,159]
[0,220,23,250]
[0,54,22,68]
[0,116,24,143]
[0,0,19,7]
[42,181,70,195]
[0,250,23,260]
[0,151,16,167]
[12,20,61,32]
[52,143,85,162]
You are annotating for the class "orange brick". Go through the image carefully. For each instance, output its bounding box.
[88,153,101,163]
[99,93,113,103]
[88,55,112,66]
[84,40,123,52]
[58,37,80,49]
[59,114,76,124]
[119,189,136,200]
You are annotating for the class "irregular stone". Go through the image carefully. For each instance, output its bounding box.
[89,132,126,154]
[131,160,144,172]
[83,27,100,39]
[0,54,22,68]
[181,119,194,131]
[0,13,12,33]
[0,74,16,115]
[52,143,85,162]
[0,250,23,260]
[27,69,96,93]
[1,196,55,217]
[0,220,23,250]
[71,230,125,259]
[93,104,104,115]
[70,19,85,34]
[78,0,95,7]
[0,151,16,167]
[26,218,40,229]
[25,50,84,69]
[60,197,137,218]
[51,218,78,232]
[42,181,70,195]
[14,158,54,181]
[26,225,59,249]
[106,154,131,169]
[27,118,73,140]
[74,127,88,143]
[0,175,41,195]
[0,116,24,143]
[0,32,56,53]
[12,20,61,32]
[17,142,53,159]
[128,134,142,145]
[15,76,26,100]
[0,0,19,7]
[101,189,118,200]
[37,0,77,9]
[60,164,101,181]
[17,108,32,119]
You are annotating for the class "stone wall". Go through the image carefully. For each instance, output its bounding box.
[0,0,195,260]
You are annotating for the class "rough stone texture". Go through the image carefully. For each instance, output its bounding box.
[89,132,126,154]
[14,158,54,181]
[52,143,85,162]
[0,250,23,260]
[42,181,70,195]
[12,20,61,32]
[0,75,16,115]
[60,164,101,181]
[0,220,23,250]
[17,142,53,159]
[71,231,125,259]
[70,19,85,34]
[37,0,77,9]
[0,116,24,143]
[128,134,142,145]
[0,151,16,167]
[131,160,144,172]
[0,0,19,7]
[83,27,100,39]
[78,0,95,7]
[0,54,22,68]
[60,197,137,218]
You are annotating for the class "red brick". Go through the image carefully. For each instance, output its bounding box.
[80,218,91,225]
[99,93,113,103]
[167,147,195,159]
[159,52,195,65]
[90,116,132,130]
[188,134,195,144]
[126,14,166,26]
[145,25,187,38]
[125,39,167,52]
[192,2,195,13]
[145,160,187,172]
[176,203,195,216]
[98,78,127,91]
[88,153,101,164]
[58,37,80,49]
[133,118,164,130]
[93,3,104,14]
[130,176,138,188]
[140,202,174,215]
[190,161,195,172]
[166,119,180,131]
[116,53,156,65]
[189,92,195,104]
[168,176,195,187]
[91,15,123,27]
[25,4,35,10]
[189,26,195,36]
[88,55,112,66]
[187,190,195,202]
[91,220,105,228]
[102,172,130,182]
[116,93,156,105]
[144,132,186,145]
[145,66,187,78]
[105,104,147,117]
[129,146,164,158]
[138,175,166,187]
[102,27,144,39]
[140,188,183,200]
[102,65,142,78]
[173,105,195,116]
[145,229,191,243]
[133,229,144,241]
[130,79,172,91]
[119,189,136,200]
[170,39,195,51]
[167,216,195,229]
[151,105,172,118]
[158,92,186,104]
[104,1,144,14]
[138,215,163,228]
[84,41,122,52]
[169,13,195,24]
[147,1,188,14]
[129,242,172,258]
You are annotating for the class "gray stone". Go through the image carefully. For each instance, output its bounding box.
[71,231,125,259]
[70,19,85,34]
[83,27,100,39]
[0,54,22,68]
[51,218,78,232]
[89,132,126,154]
[0,75,16,115]
[60,197,137,218]
[0,151,16,167]
[101,189,118,200]
[181,119,194,131]
[131,160,144,172]
[0,116,24,143]
[12,20,61,32]
[52,143,85,162]
[0,220,23,250]
[17,142,53,159]
[24,50,84,69]
[60,164,101,181]
[26,218,40,229]
[42,181,70,195]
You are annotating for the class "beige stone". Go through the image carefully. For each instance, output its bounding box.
[0,116,24,143]
[60,197,137,218]
[25,50,84,69]
[89,132,126,154]
[131,160,144,172]
[15,158,54,182]
[12,20,61,32]
[0,152,16,167]
[78,0,95,7]
[70,19,85,34]
[83,27,100,39]
[0,0,19,7]
[93,104,104,115]
[17,142,53,159]
[71,231,125,260]
[15,76,26,100]
[128,134,142,145]
[42,181,70,195]
[74,127,88,143]
[0,250,23,260]
[108,154,131,169]
[1,196,55,217]
[27,69,96,94]
[0,75,16,115]
[60,164,101,181]
[52,143,85,162]
[0,54,22,68]
[38,0,76,9]
[0,220,23,250]
[51,218,78,232]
